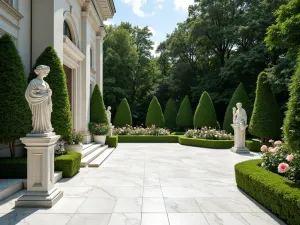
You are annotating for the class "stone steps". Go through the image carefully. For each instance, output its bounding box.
[0,171,63,201]
[88,148,115,167]
[81,143,102,158]
[80,145,108,167]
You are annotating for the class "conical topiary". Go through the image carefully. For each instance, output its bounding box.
[90,84,108,123]
[223,83,252,134]
[194,91,218,129]
[114,98,132,127]
[164,98,177,129]
[0,34,31,158]
[29,46,72,136]
[283,53,300,153]
[249,72,282,140]
[145,96,165,127]
[176,96,193,131]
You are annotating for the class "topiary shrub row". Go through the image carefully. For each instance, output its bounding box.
[179,137,234,149]
[0,158,27,178]
[118,135,179,143]
[235,159,300,225]
[177,95,193,130]
[54,152,81,178]
[164,99,177,129]
[114,98,132,127]
[146,96,165,128]
[90,84,108,124]
[106,136,118,147]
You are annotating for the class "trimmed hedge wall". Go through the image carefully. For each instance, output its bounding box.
[54,152,81,178]
[0,158,27,178]
[235,159,300,225]
[106,136,118,147]
[118,135,179,143]
[245,140,270,152]
[171,132,185,135]
[179,137,234,149]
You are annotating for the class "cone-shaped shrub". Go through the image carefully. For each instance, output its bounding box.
[249,72,282,139]
[194,91,218,129]
[90,84,108,123]
[164,99,177,129]
[30,46,72,136]
[283,53,300,153]
[114,98,132,127]
[145,97,165,127]
[176,96,193,130]
[223,83,252,134]
[0,34,31,158]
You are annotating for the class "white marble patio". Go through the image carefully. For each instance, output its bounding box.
[0,143,285,225]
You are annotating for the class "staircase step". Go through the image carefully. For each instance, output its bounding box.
[81,145,108,167]
[0,179,23,201]
[23,171,63,189]
[82,143,94,150]
[81,143,102,158]
[89,148,115,167]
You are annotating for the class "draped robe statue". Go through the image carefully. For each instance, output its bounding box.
[25,65,54,133]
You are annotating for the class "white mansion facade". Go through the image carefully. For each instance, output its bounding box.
[0,0,116,143]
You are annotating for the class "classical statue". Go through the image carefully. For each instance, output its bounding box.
[106,106,112,124]
[232,102,247,125]
[25,65,54,133]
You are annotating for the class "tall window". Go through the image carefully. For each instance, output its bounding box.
[63,21,73,42]
[90,47,93,68]
[4,0,14,6]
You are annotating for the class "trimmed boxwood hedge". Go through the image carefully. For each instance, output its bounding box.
[118,135,179,143]
[0,158,27,178]
[235,159,300,225]
[106,136,118,147]
[245,140,270,152]
[54,152,81,178]
[171,132,185,135]
[179,137,234,149]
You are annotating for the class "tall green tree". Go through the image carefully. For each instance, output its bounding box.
[176,96,193,130]
[194,91,218,129]
[249,72,282,140]
[114,98,132,127]
[164,99,177,129]
[223,83,252,134]
[145,96,165,128]
[90,84,108,124]
[31,46,72,136]
[0,34,31,158]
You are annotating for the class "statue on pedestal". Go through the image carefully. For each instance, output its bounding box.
[106,106,112,124]
[25,65,53,134]
[231,103,249,153]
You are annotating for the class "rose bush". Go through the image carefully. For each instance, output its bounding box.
[261,141,300,183]
[113,125,170,136]
[62,129,84,145]
[184,127,233,140]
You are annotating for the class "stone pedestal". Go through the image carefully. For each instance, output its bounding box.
[108,123,114,137]
[231,124,250,154]
[15,133,63,208]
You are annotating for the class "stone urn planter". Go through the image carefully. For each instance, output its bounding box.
[64,143,83,153]
[94,135,106,145]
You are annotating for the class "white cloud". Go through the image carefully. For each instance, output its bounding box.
[148,27,157,36]
[156,4,163,9]
[155,0,164,2]
[151,42,160,57]
[122,0,147,17]
[174,0,194,12]
[104,21,114,26]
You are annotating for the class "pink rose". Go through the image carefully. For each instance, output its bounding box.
[274,140,282,145]
[286,154,294,162]
[268,147,277,153]
[278,163,289,173]
[260,145,268,152]
[269,139,274,143]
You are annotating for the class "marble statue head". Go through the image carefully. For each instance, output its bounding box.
[107,106,111,111]
[34,65,50,78]
[236,102,242,109]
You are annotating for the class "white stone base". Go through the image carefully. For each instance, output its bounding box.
[15,188,63,208]
[231,147,250,154]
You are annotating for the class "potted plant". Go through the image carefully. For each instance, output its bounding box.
[62,129,84,153]
[89,122,109,145]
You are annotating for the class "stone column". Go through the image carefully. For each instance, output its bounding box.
[15,133,63,207]
[96,27,106,93]
[231,124,250,154]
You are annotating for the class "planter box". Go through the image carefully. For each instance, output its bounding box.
[64,143,83,153]
[94,135,107,145]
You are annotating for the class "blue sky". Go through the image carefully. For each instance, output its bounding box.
[104,0,194,55]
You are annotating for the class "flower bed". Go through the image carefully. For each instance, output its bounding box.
[113,125,170,136]
[179,136,234,149]
[118,135,179,143]
[235,159,300,225]
[184,127,233,140]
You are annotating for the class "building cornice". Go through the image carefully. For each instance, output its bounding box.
[0,0,23,21]
[95,0,116,20]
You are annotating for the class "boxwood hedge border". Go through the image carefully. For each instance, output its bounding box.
[235,159,300,225]
[118,135,179,143]
[178,136,233,149]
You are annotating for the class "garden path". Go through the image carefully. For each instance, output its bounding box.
[0,143,285,225]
